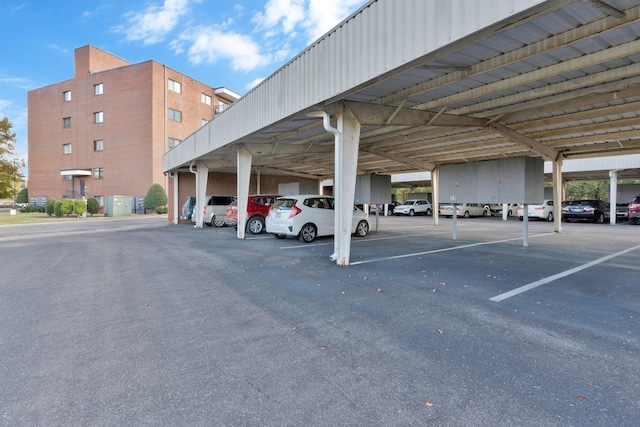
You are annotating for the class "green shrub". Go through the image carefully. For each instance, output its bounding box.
[144,183,167,211]
[86,198,100,216]
[16,188,28,204]
[74,199,87,216]
[46,199,57,216]
[54,201,63,217]
[155,206,168,214]
[61,199,74,216]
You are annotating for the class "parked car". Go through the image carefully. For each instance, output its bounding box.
[394,199,432,216]
[266,195,370,243]
[440,203,489,218]
[517,200,555,222]
[180,196,196,220]
[225,194,281,234]
[616,203,629,220]
[370,202,399,215]
[489,203,518,217]
[193,195,236,227]
[628,195,640,224]
[562,199,610,223]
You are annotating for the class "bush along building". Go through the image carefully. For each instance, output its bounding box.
[27,45,240,212]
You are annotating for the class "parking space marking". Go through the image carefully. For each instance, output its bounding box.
[490,243,640,302]
[349,232,555,266]
[276,229,456,249]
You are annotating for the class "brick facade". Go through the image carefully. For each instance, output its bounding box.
[27,45,237,210]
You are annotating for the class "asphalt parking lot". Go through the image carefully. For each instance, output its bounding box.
[1,214,638,426]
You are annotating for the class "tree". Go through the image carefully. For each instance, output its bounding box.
[86,198,100,216]
[144,183,167,211]
[0,117,24,201]
[16,188,28,204]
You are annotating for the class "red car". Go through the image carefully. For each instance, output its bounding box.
[629,195,640,225]
[225,194,281,234]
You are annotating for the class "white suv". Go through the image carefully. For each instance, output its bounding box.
[394,199,432,216]
[193,195,236,227]
[266,195,370,243]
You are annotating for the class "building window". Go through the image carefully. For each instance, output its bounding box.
[94,111,103,123]
[168,137,181,149]
[201,118,208,127]
[94,83,103,96]
[94,195,104,207]
[63,91,71,102]
[168,108,182,122]
[94,140,103,151]
[201,93,212,105]
[63,143,72,154]
[168,79,181,94]
[215,101,229,115]
[63,117,71,128]
[93,167,104,179]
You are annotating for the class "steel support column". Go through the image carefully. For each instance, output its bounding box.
[552,158,563,233]
[610,170,620,225]
[432,166,439,226]
[194,163,209,229]
[334,104,361,266]
[237,145,253,239]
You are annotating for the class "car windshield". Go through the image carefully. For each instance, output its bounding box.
[400,201,414,205]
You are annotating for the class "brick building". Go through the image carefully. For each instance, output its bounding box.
[27,45,240,209]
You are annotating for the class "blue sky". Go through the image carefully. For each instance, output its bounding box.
[0,0,368,173]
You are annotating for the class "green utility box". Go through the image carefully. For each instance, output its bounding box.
[105,196,132,217]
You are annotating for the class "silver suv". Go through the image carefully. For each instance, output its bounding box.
[193,195,236,227]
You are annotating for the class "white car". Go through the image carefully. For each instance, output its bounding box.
[266,195,370,243]
[440,203,489,217]
[517,200,555,221]
[489,203,518,217]
[394,199,432,216]
[193,195,236,227]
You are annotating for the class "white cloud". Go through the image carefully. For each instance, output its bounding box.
[252,0,306,34]
[173,27,269,72]
[303,0,365,44]
[116,0,196,45]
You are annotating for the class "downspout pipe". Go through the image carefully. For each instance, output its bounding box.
[189,161,198,227]
[308,111,341,261]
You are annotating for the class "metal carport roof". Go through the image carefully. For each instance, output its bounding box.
[163,0,640,264]
[164,0,640,178]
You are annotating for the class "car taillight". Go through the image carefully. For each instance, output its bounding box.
[585,207,595,212]
[534,206,544,210]
[289,205,301,218]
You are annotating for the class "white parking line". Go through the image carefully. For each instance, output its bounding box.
[276,229,456,249]
[490,243,640,302]
[349,233,555,265]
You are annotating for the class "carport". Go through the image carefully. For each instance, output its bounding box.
[163,0,640,265]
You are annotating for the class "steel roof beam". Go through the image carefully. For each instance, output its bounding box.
[486,122,560,161]
[361,146,436,171]
[343,101,484,127]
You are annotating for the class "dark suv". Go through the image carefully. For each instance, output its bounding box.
[628,195,640,225]
[562,199,610,223]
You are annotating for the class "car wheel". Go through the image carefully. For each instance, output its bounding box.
[426,208,432,216]
[299,223,317,243]
[247,216,265,234]
[632,217,638,225]
[274,234,286,239]
[355,220,369,237]
[409,209,415,216]
[212,215,225,227]
[595,212,604,223]
[482,209,489,217]
[547,212,553,222]
[463,211,470,218]
[519,216,523,221]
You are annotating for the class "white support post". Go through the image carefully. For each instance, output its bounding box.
[334,104,361,266]
[523,204,529,247]
[172,173,179,224]
[552,158,563,233]
[195,163,209,229]
[609,170,619,225]
[237,145,253,239]
[432,166,439,226]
